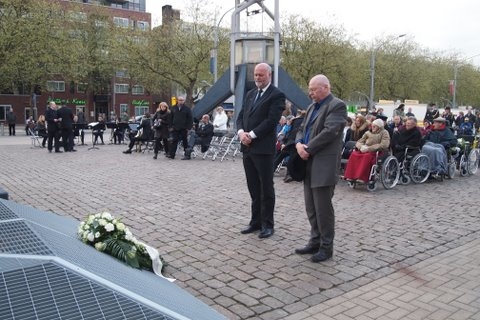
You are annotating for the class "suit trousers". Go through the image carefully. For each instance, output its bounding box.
[243,152,275,229]
[303,180,335,250]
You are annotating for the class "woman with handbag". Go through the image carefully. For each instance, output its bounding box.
[151,102,171,159]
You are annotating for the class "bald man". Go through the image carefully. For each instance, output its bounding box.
[236,63,285,239]
[295,74,347,262]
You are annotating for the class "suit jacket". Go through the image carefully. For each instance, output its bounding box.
[236,85,285,154]
[57,107,74,129]
[296,94,347,187]
[45,107,58,133]
[171,104,193,131]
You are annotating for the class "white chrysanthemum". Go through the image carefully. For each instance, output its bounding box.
[94,242,105,251]
[105,223,115,232]
[98,219,107,226]
[101,212,113,220]
[116,222,125,232]
[95,213,101,218]
[95,231,101,238]
[125,233,133,241]
[87,233,95,242]
[87,215,95,224]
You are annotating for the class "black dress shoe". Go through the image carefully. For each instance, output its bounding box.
[240,225,261,234]
[55,150,63,153]
[294,245,319,255]
[311,249,333,263]
[123,149,132,154]
[181,156,191,160]
[258,228,274,239]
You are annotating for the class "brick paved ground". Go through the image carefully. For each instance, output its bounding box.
[1,133,479,319]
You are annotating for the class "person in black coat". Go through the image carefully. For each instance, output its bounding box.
[236,63,286,239]
[182,114,214,160]
[272,113,305,182]
[167,97,193,159]
[45,102,62,153]
[56,105,75,152]
[152,102,172,159]
[391,117,422,162]
[123,113,153,154]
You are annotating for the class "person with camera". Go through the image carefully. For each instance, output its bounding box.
[152,102,171,159]
[123,113,153,154]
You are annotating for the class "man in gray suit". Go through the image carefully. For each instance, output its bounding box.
[294,74,347,262]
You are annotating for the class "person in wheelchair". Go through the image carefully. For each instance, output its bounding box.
[343,118,390,183]
[457,117,473,136]
[391,117,422,162]
[421,117,457,175]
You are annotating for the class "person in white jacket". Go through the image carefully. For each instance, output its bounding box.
[213,106,228,132]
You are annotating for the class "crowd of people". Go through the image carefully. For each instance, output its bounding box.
[342,102,479,183]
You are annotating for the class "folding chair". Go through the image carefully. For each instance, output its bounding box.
[28,128,42,148]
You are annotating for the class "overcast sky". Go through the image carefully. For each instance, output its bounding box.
[146,0,480,65]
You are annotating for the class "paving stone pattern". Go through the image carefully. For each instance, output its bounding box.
[1,134,479,319]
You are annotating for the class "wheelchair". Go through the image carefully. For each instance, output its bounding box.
[396,146,431,185]
[421,142,457,181]
[455,136,479,176]
[346,151,400,192]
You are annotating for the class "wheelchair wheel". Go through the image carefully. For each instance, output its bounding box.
[367,182,377,192]
[467,149,479,175]
[447,160,456,179]
[347,181,355,188]
[400,174,411,185]
[459,155,469,177]
[409,153,430,184]
[380,156,399,189]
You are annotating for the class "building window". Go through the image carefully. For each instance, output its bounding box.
[76,106,85,116]
[119,104,128,115]
[115,84,129,94]
[136,21,149,31]
[113,17,129,28]
[135,106,148,117]
[115,70,128,78]
[132,85,144,95]
[46,81,65,92]
[77,83,88,93]
[0,105,12,121]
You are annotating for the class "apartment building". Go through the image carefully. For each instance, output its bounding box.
[0,0,156,128]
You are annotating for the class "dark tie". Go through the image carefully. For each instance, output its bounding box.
[254,89,263,103]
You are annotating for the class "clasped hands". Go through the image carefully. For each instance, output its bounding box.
[239,132,252,146]
[296,143,310,160]
[359,145,369,153]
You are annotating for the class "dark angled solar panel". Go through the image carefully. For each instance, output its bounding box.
[0,220,53,255]
[0,202,17,220]
[0,262,175,320]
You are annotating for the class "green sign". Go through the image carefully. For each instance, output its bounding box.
[48,98,87,105]
[132,99,150,106]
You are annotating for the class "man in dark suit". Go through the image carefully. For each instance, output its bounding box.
[56,105,75,152]
[45,102,62,153]
[236,63,285,239]
[294,74,347,262]
[168,96,193,159]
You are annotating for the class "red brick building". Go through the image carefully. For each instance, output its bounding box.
[0,0,161,128]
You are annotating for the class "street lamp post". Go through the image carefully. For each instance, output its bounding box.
[369,34,406,110]
[213,7,235,83]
